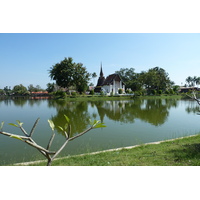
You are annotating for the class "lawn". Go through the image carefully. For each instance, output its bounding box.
[20,134,200,166]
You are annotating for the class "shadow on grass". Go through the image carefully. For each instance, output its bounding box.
[168,143,200,163]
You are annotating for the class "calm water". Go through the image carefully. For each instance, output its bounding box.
[0,98,200,165]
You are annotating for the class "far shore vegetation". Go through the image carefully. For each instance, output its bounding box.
[1,57,200,100]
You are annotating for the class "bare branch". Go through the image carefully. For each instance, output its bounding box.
[48,139,69,166]
[69,126,93,141]
[30,118,40,137]
[47,133,55,150]
[0,131,29,140]
[63,131,68,139]
[25,140,55,155]
[187,91,200,105]
[19,126,29,137]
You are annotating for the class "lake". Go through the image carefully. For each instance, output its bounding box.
[0,98,200,165]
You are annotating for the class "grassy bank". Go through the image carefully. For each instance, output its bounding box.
[20,134,200,166]
[54,94,184,102]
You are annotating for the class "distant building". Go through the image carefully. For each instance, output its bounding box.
[179,87,199,93]
[31,91,48,96]
[94,64,125,95]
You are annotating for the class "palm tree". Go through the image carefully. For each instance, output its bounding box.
[195,77,200,88]
[186,76,193,87]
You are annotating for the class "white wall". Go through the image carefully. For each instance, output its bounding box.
[102,80,125,95]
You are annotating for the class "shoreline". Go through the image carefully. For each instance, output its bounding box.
[14,134,198,166]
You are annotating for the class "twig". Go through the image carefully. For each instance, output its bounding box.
[30,118,40,137]
[19,126,29,137]
[68,126,93,141]
[47,133,55,150]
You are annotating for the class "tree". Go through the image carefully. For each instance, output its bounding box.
[0,116,106,166]
[49,57,91,93]
[73,62,90,93]
[4,86,11,95]
[46,83,55,93]
[186,76,193,87]
[35,85,42,91]
[140,67,172,94]
[185,76,200,87]
[0,89,5,95]
[115,68,142,91]
[27,84,35,92]
[13,84,28,95]
[195,77,200,87]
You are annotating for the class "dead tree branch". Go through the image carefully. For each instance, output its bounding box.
[186,91,200,106]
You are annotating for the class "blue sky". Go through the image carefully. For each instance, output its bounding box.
[1,33,200,89]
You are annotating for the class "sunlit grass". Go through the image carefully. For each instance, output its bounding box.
[25,134,200,166]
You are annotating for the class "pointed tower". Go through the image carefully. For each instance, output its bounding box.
[100,62,103,77]
[94,63,105,93]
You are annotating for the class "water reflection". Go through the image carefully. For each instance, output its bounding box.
[0,99,47,107]
[185,100,200,114]
[48,101,90,137]
[93,98,179,126]
[0,98,199,165]
[44,98,180,138]
[0,98,181,131]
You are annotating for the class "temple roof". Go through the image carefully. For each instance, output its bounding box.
[103,73,123,85]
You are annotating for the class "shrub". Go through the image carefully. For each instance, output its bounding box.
[54,90,66,98]
[118,89,123,94]
[151,89,157,95]
[90,90,95,95]
[100,90,104,96]
[71,92,77,97]
[165,90,170,95]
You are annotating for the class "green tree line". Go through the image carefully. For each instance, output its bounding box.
[0,84,46,96]
[116,67,200,95]
[1,57,199,96]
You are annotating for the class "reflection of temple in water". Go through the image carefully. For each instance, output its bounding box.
[94,101,128,122]
[93,99,177,126]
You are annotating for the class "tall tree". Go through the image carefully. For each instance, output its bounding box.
[46,83,55,93]
[3,86,11,95]
[49,57,91,93]
[140,67,172,94]
[195,77,200,87]
[115,68,142,91]
[13,84,28,95]
[186,76,193,87]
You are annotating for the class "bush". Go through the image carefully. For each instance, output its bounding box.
[54,90,66,98]
[100,90,104,96]
[165,90,170,95]
[90,90,94,95]
[151,89,157,95]
[169,89,175,95]
[118,89,123,94]
[71,92,77,97]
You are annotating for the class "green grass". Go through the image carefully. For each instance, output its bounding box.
[54,95,134,101]
[24,134,200,166]
[54,94,184,102]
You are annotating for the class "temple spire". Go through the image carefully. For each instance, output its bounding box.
[100,62,103,77]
